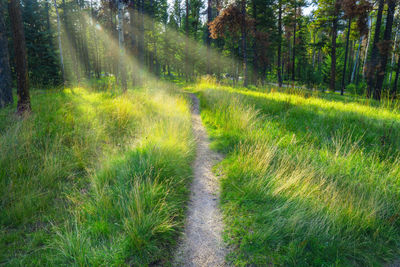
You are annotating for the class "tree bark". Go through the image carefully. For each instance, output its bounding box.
[362,16,372,79]
[277,1,282,87]
[117,0,127,91]
[292,4,296,82]
[351,37,362,84]
[90,0,100,79]
[341,18,351,95]
[329,0,339,92]
[373,0,396,100]
[206,0,212,74]
[241,0,248,87]
[251,0,258,84]
[366,0,384,98]
[388,31,398,85]
[0,0,13,108]
[185,0,189,81]
[9,0,30,114]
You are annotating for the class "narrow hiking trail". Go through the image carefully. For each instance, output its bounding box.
[174,94,227,267]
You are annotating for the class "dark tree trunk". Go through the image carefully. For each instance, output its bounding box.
[0,0,13,108]
[277,1,282,87]
[185,0,189,81]
[206,0,212,74]
[292,4,296,82]
[341,18,351,95]
[252,0,258,84]
[9,0,30,114]
[330,1,339,92]
[241,0,248,87]
[366,0,384,98]
[374,0,397,100]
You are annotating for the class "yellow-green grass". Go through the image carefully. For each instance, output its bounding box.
[0,86,195,266]
[196,81,400,266]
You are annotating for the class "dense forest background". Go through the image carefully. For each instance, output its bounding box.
[0,0,399,112]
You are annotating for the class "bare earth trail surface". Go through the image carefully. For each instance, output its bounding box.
[173,94,227,267]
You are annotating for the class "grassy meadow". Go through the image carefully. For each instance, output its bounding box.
[0,85,195,266]
[195,80,400,266]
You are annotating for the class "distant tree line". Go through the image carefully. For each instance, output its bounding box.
[0,0,400,114]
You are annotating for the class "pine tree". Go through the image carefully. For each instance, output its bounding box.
[9,0,31,114]
[0,0,13,108]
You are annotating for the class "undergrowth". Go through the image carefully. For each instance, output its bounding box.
[0,86,195,266]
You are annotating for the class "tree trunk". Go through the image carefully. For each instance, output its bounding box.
[206,0,212,74]
[351,37,362,84]
[292,4,296,82]
[53,0,65,85]
[185,0,189,81]
[341,18,351,95]
[0,0,12,108]
[366,0,384,98]
[362,16,372,78]
[277,1,282,87]
[241,0,248,87]
[373,0,396,100]
[329,1,339,92]
[388,31,398,85]
[251,0,258,84]
[117,0,127,91]
[9,0,30,114]
[90,0,100,79]
[312,31,316,70]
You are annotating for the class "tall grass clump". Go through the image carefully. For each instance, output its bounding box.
[198,83,400,266]
[0,86,195,266]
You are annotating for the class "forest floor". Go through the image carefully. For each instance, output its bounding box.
[174,94,227,266]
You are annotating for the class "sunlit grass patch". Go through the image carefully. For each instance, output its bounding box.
[197,83,400,266]
[0,86,195,266]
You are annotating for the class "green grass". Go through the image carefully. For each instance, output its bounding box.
[0,85,195,266]
[195,80,400,266]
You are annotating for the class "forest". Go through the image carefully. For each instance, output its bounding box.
[1,0,400,266]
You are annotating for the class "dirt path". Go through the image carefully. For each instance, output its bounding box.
[173,94,227,267]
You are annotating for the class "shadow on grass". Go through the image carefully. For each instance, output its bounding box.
[202,87,400,158]
[198,85,400,266]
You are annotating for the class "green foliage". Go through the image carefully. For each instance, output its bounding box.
[88,75,117,91]
[21,0,61,86]
[196,81,400,266]
[346,82,366,95]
